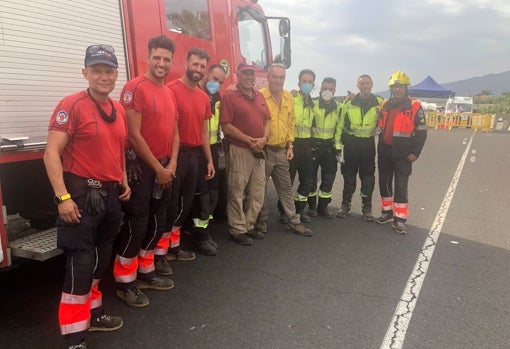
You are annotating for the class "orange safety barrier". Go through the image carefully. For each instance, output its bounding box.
[432,113,493,132]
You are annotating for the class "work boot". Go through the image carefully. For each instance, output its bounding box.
[362,205,374,221]
[155,256,173,276]
[68,341,87,349]
[89,311,123,332]
[287,222,313,237]
[298,211,311,223]
[318,208,334,219]
[116,287,149,308]
[392,221,407,234]
[307,196,318,217]
[247,229,265,240]
[336,202,351,218]
[165,249,196,261]
[230,233,253,246]
[196,230,218,256]
[137,274,174,290]
[376,212,394,224]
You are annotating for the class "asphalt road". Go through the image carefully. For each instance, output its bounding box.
[1,129,509,349]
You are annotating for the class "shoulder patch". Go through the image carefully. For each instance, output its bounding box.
[123,91,133,104]
[56,110,69,125]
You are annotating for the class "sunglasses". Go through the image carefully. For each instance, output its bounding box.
[87,44,115,55]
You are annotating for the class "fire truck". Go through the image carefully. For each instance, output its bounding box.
[0,0,291,267]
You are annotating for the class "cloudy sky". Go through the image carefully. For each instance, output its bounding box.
[260,0,510,95]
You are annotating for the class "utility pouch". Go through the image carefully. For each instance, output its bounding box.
[85,179,108,215]
[126,148,143,185]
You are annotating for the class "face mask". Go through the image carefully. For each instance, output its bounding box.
[206,81,220,94]
[300,83,313,95]
[321,90,333,101]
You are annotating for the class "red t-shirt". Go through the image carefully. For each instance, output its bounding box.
[48,90,127,182]
[219,88,271,148]
[121,76,177,159]
[383,108,398,145]
[167,79,211,147]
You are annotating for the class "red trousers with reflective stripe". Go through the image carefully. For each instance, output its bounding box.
[59,292,91,335]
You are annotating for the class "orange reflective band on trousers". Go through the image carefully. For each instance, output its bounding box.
[90,279,102,310]
[59,292,91,335]
[381,197,393,212]
[170,229,181,248]
[113,255,137,283]
[138,249,155,274]
[155,231,171,255]
[394,202,408,220]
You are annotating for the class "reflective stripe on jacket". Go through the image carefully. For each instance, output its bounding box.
[378,97,427,159]
[342,94,383,138]
[294,93,314,139]
[312,99,342,150]
[209,100,220,145]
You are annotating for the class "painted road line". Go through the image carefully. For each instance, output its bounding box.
[380,132,475,349]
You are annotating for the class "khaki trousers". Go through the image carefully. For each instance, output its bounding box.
[226,143,266,235]
[256,146,301,232]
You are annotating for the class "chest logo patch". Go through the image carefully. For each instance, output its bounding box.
[123,91,133,104]
[56,110,69,125]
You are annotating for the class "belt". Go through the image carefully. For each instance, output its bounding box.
[265,144,285,152]
[64,172,119,192]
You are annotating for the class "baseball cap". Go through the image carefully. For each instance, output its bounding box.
[85,44,118,68]
[237,61,257,72]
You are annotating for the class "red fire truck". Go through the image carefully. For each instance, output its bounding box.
[0,0,291,266]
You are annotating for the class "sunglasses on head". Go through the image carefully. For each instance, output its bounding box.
[87,44,115,55]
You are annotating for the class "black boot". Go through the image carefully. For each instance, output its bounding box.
[195,228,218,256]
[317,197,334,219]
[295,200,311,223]
[307,196,318,217]
[336,202,351,218]
[361,197,374,221]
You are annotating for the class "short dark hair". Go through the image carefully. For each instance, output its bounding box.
[208,64,226,74]
[187,47,210,62]
[299,69,316,82]
[358,74,372,82]
[322,77,336,86]
[148,35,175,54]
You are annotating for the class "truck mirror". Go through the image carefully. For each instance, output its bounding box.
[279,18,290,36]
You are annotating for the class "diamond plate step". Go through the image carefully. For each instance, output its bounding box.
[9,227,62,261]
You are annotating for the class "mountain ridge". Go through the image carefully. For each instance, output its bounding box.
[376,70,510,97]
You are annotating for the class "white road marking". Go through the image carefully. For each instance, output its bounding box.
[470,156,476,163]
[380,132,475,349]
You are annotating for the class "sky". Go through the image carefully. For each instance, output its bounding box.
[259,0,510,95]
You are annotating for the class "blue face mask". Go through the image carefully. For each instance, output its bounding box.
[206,81,220,95]
[300,82,313,95]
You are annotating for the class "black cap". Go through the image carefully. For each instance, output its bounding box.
[85,44,118,68]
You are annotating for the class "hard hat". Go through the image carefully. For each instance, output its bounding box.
[388,71,410,86]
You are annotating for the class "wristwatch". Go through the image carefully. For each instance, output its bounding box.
[53,193,71,205]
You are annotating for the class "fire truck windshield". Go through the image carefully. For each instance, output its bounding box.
[237,7,268,70]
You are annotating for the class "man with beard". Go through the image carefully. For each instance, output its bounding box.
[114,35,179,307]
[376,71,427,234]
[155,48,215,272]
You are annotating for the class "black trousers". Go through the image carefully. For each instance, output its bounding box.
[341,134,376,203]
[116,160,169,259]
[166,146,201,230]
[377,144,411,204]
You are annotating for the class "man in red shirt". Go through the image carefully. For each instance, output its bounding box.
[113,36,179,307]
[154,48,215,271]
[44,44,130,349]
[220,62,271,246]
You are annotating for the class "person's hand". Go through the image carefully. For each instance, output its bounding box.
[156,167,173,188]
[118,179,131,202]
[407,153,417,162]
[205,161,215,180]
[336,150,343,164]
[250,137,266,153]
[58,199,81,224]
[286,147,294,160]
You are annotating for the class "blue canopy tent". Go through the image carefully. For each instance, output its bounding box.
[408,75,454,98]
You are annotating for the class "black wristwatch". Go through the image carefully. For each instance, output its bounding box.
[53,193,71,205]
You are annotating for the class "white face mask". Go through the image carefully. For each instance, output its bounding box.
[321,90,333,101]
